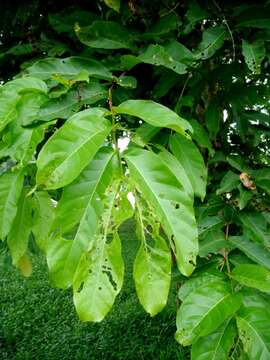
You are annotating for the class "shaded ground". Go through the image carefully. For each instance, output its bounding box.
[0,221,188,360]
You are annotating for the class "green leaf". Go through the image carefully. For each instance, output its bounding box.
[37,83,107,122]
[184,1,209,34]
[0,91,20,132]
[199,229,227,257]
[25,57,113,81]
[230,264,270,292]
[16,92,47,126]
[205,100,220,140]
[143,13,181,38]
[103,0,120,12]
[47,148,118,288]
[75,21,133,49]
[2,77,48,94]
[229,236,270,270]
[189,119,214,156]
[138,44,187,75]
[239,212,270,246]
[0,122,44,165]
[73,181,124,322]
[36,108,111,189]
[124,147,198,276]
[253,168,270,195]
[242,39,265,74]
[133,196,171,316]
[115,99,192,135]
[191,318,237,360]
[7,189,32,266]
[169,134,207,200]
[32,191,55,252]
[0,170,24,240]
[193,26,227,60]
[178,271,226,302]
[175,280,242,345]
[216,171,240,195]
[132,123,160,147]
[237,293,270,359]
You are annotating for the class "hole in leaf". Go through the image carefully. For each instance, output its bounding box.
[77,282,84,293]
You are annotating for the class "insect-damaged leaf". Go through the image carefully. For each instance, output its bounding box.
[124,147,198,276]
[47,147,118,289]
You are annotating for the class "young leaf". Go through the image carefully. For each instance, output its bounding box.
[0,170,24,240]
[26,57,113,81]
[191,318,237,360]
[230,264,270,293]
[133,196,171,316]
[237,294,270,359]
[124,147,198,276]
[75,21,133,49]
[47,148,118,288]
[115,99,192,135]
[229,236,270,269]
[169,134,207,200]
[175,281,242,345]
[36,108,111,189]
[7,189,32,266]
[242,39,265,74]
[73,182,124,322]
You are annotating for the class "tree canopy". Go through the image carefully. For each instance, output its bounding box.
[1,0,270,358]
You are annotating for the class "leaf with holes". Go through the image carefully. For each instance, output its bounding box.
[46,147,118,288]
[242,39,265,74]
[230,264,270,293]
[133,196,171,316]
[191,318,237,360]
[124,147,198,276]
[73,181,124,322]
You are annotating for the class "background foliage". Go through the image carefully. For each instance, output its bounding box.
[1,0,270,359]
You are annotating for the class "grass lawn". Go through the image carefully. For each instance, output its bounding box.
[0,221,188,360]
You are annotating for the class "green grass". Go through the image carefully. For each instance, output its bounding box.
[0,221,188,360]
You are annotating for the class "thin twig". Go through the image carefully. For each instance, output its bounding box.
[212,0,236,62]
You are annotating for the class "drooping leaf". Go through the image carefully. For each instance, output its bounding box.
[73,181,124,322]
[47,147,118,288]
[229,236,270,270]
[7,189,32,266]
[25,57,113,81]
[36,108,111,189]
[191,318,237,360]
[231,264,270,292]
[124,147,198,276]
[175,280,242,345]
[115,99,192,135]
[237,293,270,359]
[75,21,133,49]
[32,191,55,252]
[169,133,207,200]
[0,170,24,240]
[133,196,171,316]
[193,26,227,60]
[242,39,265,74]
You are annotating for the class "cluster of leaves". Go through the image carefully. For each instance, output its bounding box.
[1,0,270,358]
